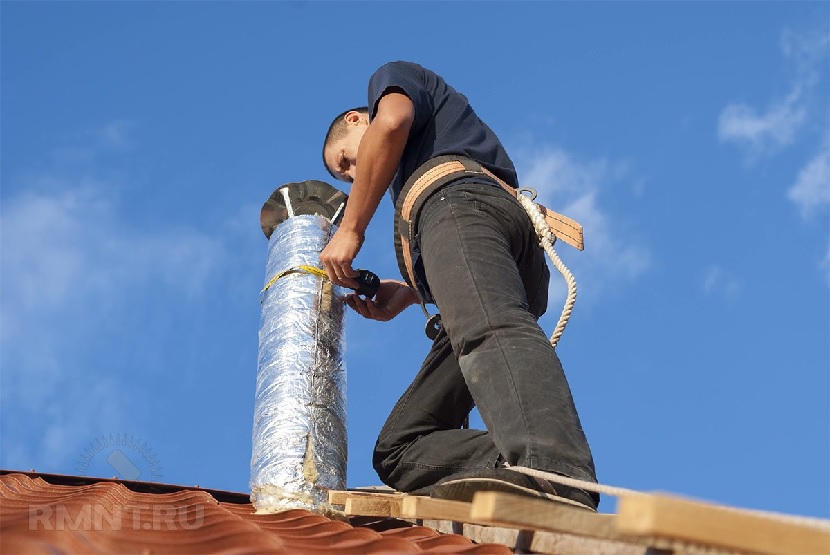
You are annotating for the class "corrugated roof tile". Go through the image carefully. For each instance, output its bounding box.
[1,472,513,554]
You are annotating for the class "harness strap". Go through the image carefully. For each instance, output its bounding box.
[394,155,584,295]
[477,165,584,252]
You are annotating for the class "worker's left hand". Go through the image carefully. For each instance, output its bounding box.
[320,227,363,290]
[345,280,418,321]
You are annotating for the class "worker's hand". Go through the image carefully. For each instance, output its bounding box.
[320,227,363,290]
[345,279,418,322]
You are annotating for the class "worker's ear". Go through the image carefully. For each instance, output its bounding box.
[344,110,368,126]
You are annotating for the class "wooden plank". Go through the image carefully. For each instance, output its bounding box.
[344,495,404,518]
[424,519,649,555]
[328,489,402,506]
[346,485,398,497]
[405,495,647,554]
[329,490,349,506]
[469,491,623,541]
[400,496,472,522]
[616,493,830,555]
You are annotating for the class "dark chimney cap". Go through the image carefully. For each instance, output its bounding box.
[260,180,348,239]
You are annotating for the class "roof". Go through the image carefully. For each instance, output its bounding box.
[5,470,829,555]
[0,471,511,554]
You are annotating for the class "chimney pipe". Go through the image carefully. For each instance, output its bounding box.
[250,180,348,516]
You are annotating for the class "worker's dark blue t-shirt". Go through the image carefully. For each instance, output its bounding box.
[367,61,518,204]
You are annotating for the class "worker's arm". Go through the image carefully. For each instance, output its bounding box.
[320,91,414,289]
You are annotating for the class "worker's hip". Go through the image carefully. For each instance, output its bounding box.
[393,156,518,304]
[394,155,583,312]
[416,181,550,319]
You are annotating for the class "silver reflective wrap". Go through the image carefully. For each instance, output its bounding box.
[250,215,347,515]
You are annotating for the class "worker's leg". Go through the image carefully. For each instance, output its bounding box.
[373,328,501,492]
[419,182,598,485]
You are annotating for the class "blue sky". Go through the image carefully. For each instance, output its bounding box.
[1,2,828,519]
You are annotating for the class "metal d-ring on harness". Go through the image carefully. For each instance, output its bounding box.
[394,155,585,347]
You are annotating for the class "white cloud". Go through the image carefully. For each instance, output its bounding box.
[702,265,741,298]
[717,27,828,158]
[787,139,830,219]
[513,145,650,305]
[0,185,221,349]
[0,124,225,471]
[781,27,830,87]
[0,182,223,467]
[717,94,806,154]
[717,26,829,285]
[52,120,137,164]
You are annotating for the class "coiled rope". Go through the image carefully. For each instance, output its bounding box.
[512,191,830,533]
[515,191,577,349]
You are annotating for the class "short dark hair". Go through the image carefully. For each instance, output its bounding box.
[322,106,369,179]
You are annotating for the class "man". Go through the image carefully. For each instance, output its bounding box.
[320,61,599,510]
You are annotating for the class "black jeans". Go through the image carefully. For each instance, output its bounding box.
[373,181,598,493]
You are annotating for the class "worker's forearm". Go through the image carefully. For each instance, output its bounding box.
[339,103,412,237]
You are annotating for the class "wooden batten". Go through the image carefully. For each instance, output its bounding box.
[469,491,620,540]
[330,489,830,555]
[616,493,830,555]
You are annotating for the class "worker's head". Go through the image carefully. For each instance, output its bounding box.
[322,106,369,183]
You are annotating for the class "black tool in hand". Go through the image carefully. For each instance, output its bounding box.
[353,269,380,298]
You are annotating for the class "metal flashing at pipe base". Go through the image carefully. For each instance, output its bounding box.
[250,214,347,515]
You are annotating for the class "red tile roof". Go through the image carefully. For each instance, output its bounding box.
[0,471,512,554]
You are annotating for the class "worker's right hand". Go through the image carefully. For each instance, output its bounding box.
[345,279,418,322]
[320,227,363,290]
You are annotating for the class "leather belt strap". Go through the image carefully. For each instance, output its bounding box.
[479,167,585,252]
[393,155,584,297]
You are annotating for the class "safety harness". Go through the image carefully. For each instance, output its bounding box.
[394,155,585,343]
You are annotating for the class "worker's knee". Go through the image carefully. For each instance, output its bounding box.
[372,438,403,488]
[373,436,434,492]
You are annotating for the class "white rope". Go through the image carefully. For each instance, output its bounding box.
[515,192,577,349]
[505,464,830,531]
[504,463,639,499]
[513,193,830,534]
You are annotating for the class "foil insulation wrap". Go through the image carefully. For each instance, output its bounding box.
[251,215,347,515]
